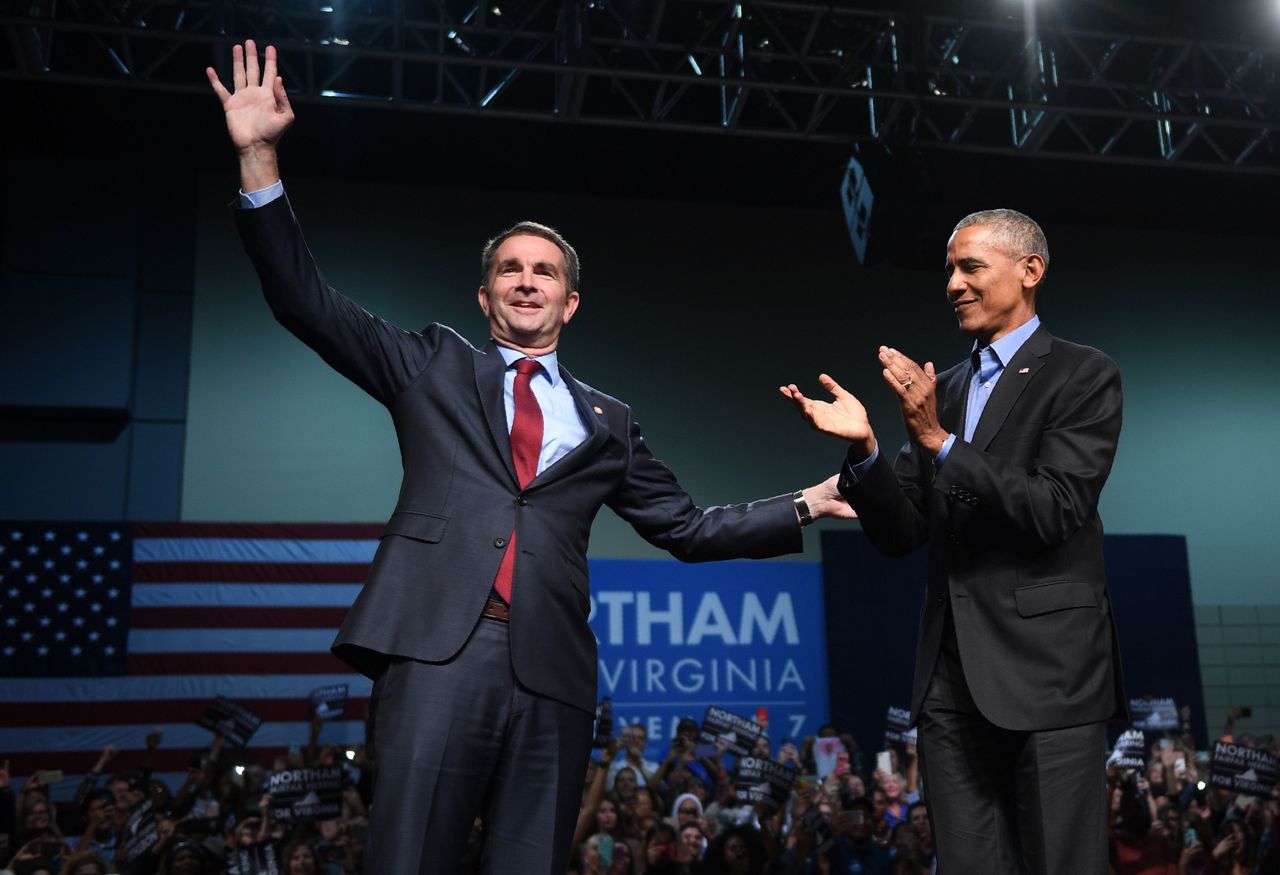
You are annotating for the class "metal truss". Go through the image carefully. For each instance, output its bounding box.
[3,0,1278,175]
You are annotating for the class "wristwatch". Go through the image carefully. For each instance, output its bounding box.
[792,490,813,526]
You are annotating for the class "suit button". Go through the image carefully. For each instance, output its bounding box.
[936,596,945,605]
[494,537,506,548]
[517,495,528,506]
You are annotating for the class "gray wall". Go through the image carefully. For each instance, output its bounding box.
[183,173,1280,608]
[0,163,194,520]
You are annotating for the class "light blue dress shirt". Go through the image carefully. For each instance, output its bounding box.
[239,181,589,474]
[495,345,589,476]
[846,315,1041,479]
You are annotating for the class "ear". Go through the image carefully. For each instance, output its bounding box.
[477,285,490,317]
[561,290,581,325]
[1022,253,1046,290]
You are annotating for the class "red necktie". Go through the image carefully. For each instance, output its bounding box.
[492,358,544,603]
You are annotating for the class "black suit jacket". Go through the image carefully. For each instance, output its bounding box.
[839,326,1126,731]
[235,196,803,714]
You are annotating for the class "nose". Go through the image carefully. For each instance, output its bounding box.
[946,272,965,298]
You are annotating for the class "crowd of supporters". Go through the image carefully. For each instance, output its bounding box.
[1,706,1276,874]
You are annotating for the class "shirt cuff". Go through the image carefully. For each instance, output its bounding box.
[934,433,956,468]
[239,181,285,209]
[842,443,879,484]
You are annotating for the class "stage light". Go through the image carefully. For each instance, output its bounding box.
[840,155,875,265]
[345,749,356,761]
[1197,780,1206,790]
[234,765,246,776]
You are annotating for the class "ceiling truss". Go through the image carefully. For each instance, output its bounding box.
[3,0,1278,175]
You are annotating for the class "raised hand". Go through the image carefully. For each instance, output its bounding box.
[779,374,875,456]
[206,40,295,190]
[878,346,948,455]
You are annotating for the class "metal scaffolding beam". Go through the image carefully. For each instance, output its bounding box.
[3,0,1278,175]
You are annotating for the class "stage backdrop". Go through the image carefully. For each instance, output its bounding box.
[820,530,1207,754]
[0,523,828,799]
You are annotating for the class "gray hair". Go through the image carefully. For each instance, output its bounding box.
[480,221,580,292]
[953,209,1049,274]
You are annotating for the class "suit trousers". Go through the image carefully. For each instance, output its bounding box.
[365,617,594,874]
[917,620,1108,875]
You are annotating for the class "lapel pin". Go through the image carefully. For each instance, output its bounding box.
[1018,367,1030,374]
[593,406,604,415]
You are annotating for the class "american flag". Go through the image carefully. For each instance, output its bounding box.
[0,522,376,801]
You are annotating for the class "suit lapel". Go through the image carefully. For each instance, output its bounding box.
[476,341,519,487]
[970,326,1052,451]
[530,363,610,488]
[937,360,970,437]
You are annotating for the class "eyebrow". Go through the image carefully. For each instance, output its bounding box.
[496,257,561,276]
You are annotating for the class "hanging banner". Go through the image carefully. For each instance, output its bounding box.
[587,559,830,763]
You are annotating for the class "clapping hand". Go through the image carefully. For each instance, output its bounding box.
[780,375,875,456]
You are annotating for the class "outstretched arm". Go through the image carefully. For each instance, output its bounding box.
[206,40,296,192]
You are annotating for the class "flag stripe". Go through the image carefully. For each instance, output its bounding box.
[132,583,361,607]
[4,697,369,726]
[126,653,353,675]
[1,721,367,754]
[135,538,378,564]
[135,523,384,539]
[128,628,338,653]
[132,563,370,583]
[0,674,372,701]
[131,607,351,628]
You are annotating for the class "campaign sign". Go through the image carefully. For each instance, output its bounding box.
[734,756,796,811]
[120,799,160,865]
[198,696,263,748]
[310,684,348,721]
[884,705,912,747]
[268,767,343,822]
[699,706,765,758]
[1130,697,1179,731]
[587,559,830,764]
[227,843,280,875]
[1211,741,1279,796]
[814,737,845,779]
[1108,729,1146,771]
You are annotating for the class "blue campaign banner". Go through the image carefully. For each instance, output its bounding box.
[586,558,829,759]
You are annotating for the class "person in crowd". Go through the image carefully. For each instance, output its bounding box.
[826,796,892,875]
[54,851,107,875]
[1109,775,1178,874]
[611,726,662,792]
[677,821,708,868]
[905,801,936,872]
[72,791,115,858]
[642,823,681,875]
[282,840,320,875]
[14,795,62,848]
[700,824,767,875]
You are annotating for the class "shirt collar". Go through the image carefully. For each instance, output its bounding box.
[973,314,1041,369]
[496,343,562,388]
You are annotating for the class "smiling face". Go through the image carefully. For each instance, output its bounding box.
[478,234,579,355]
[944,224,1043,346]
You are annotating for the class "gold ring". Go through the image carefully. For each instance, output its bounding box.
[901,378,913,389]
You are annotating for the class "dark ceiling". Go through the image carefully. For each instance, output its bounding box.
[9,0,1278,255]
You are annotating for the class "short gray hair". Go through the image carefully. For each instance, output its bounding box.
[953,209,1049,274]
[480,221,580,292]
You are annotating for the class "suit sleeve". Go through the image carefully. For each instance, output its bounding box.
[234,195,437,404]
[605,411,803,562]
[932,350,1122,550]
[837,441,933,557]
[843,349,1122,556]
